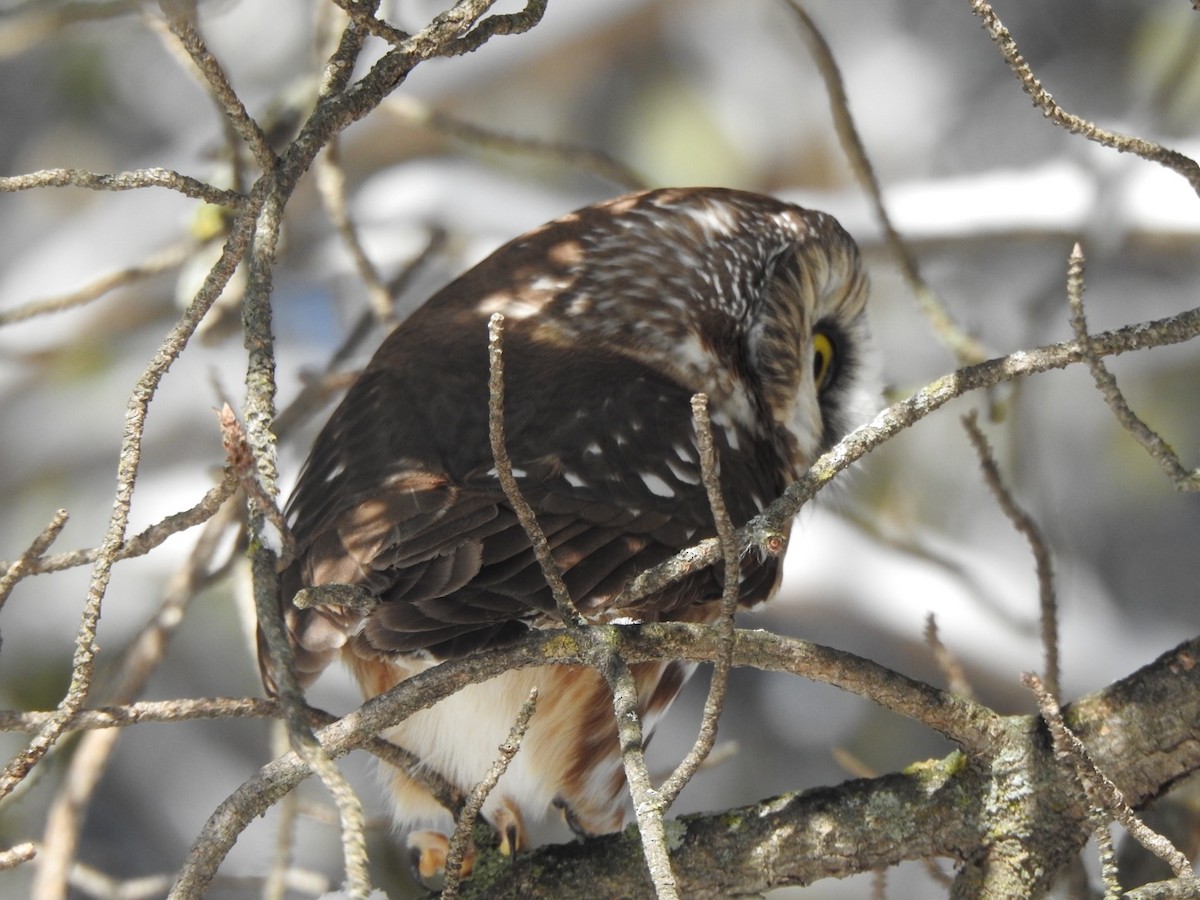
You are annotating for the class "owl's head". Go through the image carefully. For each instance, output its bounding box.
[498,187,878,481]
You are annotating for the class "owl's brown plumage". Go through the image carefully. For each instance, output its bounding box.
[264,187,873,871]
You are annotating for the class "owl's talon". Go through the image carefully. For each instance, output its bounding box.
[493,806,524,857]
[405,830,473,889]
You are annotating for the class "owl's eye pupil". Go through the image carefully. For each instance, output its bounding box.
[812,330,837,391]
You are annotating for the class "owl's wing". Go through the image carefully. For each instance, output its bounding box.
[268,329,784,688]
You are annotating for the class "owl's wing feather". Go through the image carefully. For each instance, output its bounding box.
[272,324,783,683]
[266,187,855,687]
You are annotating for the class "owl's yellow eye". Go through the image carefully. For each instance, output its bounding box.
[812,330,837,391]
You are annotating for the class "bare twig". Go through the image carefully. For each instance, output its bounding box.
[242,165,372,895]
[317,0,382,99]
[0,470,238,578]
[0,695,459,813]
[264,723,299,900]
[0,509,68,614]
[1066,244,1200,492]
[487,313,585,627]
[0,168,244,208]
[216,404,296,565]
[0,241,193,328]
[1125,877,1200,900]
[441,688,539,900]
[1024,672,1195,879]
[962,412,1059,700]
[326,0,409,46]
[250,542,372,899]
[593,648,680,900]
[397,0,548,62]
[0,842,36,870]
[486,314,675,895]
[0,187,259,804]
[923,613,975,701]
[1096,822,1123,900]
[968,0,1200,198]
[0,697,276,733]
[617,303,1200,610]
[65,855,332,900]
[390,97,648,190]
[783,0,987,365]
[658,395,739,809]
[156,1,277,172]
[315,138,396,323]
[30,499,239,900]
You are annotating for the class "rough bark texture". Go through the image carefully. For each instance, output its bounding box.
[457,638,1200,898]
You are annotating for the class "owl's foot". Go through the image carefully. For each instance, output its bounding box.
[405,811,525,887]
[554,795,625,839]
[406,830,473,890]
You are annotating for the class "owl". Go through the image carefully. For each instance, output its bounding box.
[263,187,875,879]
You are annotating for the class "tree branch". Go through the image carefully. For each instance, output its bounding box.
[968,0,1200,198]
[618,304,1200,609]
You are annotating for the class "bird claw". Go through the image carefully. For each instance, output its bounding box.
[405,830,473,890]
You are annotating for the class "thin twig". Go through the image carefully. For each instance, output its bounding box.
[592,647,680,900]
[1124,877,1200,900]
[0,842,36,870]
[658,395,739,809]
[251,544,372,899]
[0,241,193,327]
[441,688,539,900]
[399,0,547,62]
[317,0,382,99]
[1066,243,1200,492]
[30,499,239,900]
[1024,672,1195,879]
[242,168,371,896]
[968,0,1200,199]
[65,856,333,900]
[390,97,648,190]
[871,867,888,900]
[217,404,296,565]
[962,411,1059,700]
[1095,822,1122,900]
[0,471,238,579]
[0,168,244,208]
[783,0,987,365]
[157,1,277,173]
[0,697,276,733]
[264,723,299,900]
[326,0,410,46]
[315,138,396,323]
[617,302,1200,610]
[486,314,675,895]
[0,509,68,614]
[0,696,459,812]
[486,313,585,627]
[923,613,976,701]
[0,184,259,805]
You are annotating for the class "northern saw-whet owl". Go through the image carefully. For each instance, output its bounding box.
[263,187,876,878]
